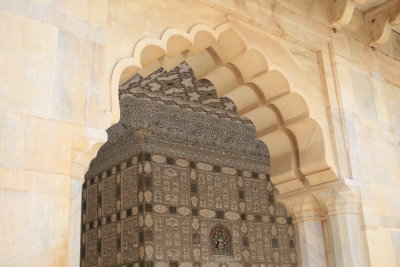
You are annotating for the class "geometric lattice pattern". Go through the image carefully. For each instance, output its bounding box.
[120,62,238,113]
[81,153,297,267]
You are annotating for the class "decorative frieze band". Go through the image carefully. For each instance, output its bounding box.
[278,182,361,221]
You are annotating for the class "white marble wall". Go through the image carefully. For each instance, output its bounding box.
[0,0,107,266]
[67,180,83,267]
[327,214,368,266]
[297,220,328,267]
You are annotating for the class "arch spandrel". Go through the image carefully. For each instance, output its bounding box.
[228,19,339,184]
[101,22,339,194]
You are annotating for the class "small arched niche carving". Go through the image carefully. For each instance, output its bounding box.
[210,224,232,256]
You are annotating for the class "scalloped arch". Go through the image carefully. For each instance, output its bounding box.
[103,23,338,193]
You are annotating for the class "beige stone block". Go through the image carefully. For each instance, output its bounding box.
[186,50,217,79]
[366,230,397,267]
[88,0,107,28]
[0,189,69,267]
[24,117,72,175]
[375,30,400,60]
[351,123,394,183]
[0,167,70,196]
[284,0,328,24]
[67,179,82,267]
[370,77,391,124]
[332,34,352,60]
[369,184,400,217]
[351,69,378,120]
[383,82,400,136]
[280,38,319,75]
[243,106,278,134]
[348,37,379,71]
[58,0,89,20]
[0,10,58,118]
[230,49,268,82]
[384,188,400,218]
[328,213,368,266]
[52,31,92,124]
[342,9,368,42]
[31,0,53,5]
[391,232,400,266]
[84,90,101,129]
[85,42,106,128]
[379,53,400,88]
[0,111,24,169]
[336,61,356,112]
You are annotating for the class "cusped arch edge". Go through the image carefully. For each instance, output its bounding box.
[107,22,338,192]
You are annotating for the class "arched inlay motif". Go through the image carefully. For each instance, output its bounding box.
[210,224,232,256]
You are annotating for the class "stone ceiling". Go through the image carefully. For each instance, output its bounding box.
[331,0,400,44]
[357,0,388,12]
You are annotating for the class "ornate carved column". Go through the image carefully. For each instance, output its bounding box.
[314,184,368,267]
[280,194,328,267]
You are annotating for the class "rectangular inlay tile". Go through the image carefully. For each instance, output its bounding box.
[121,166,138,211]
